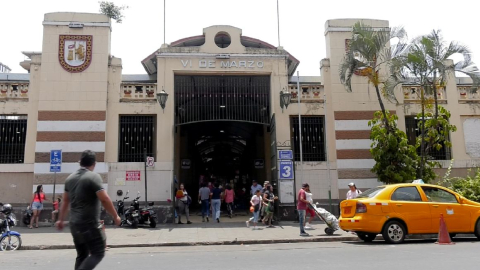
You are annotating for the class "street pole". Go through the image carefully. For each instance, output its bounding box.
[296,71,304,185]
[324,91,333,213]
[144,148,148,206]
[52,172,56,202]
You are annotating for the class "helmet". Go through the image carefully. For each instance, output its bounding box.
[1,204,12,215]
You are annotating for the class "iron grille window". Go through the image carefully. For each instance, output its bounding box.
[290,116,326,162]
[118,116,156,162]
[0,115,27,164]
[405,116,451,160]
[174,75,270,125]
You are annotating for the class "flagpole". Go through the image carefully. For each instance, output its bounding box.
[163,0,166,44]
[276,0,280,47]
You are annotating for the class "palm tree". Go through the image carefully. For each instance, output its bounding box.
[386,30,480,178]
[339,22,407,131]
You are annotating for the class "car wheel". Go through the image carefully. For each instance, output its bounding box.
[474,219,480,240]
[357,232,376,242]
[382,220,406,244]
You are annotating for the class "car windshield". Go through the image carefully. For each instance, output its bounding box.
[356,187,385,198]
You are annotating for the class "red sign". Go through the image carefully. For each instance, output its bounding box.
[126,171,140,181]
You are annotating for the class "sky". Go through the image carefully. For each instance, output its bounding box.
[1,0,479,76]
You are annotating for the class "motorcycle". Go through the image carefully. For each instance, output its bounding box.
[122,191,157,228]
[22,206,32,226]
[0,203,22,251]
[116,191,133,227]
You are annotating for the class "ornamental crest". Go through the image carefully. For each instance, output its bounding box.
[58,35,93,73]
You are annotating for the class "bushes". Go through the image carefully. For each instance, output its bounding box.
[440,160,480,202]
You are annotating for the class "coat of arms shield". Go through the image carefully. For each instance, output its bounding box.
[58,35,93,73]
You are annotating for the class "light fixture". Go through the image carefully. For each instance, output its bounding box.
[279,89,292,112]
[156,88,169,113]
[220,105,226,108]
[220,130,224,133]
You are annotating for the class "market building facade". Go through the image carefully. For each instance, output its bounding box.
[1,13,479,221]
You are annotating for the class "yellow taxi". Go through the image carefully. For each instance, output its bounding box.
[339,183,480,244]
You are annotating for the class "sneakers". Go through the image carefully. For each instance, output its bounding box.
[300,232,310,237]
[217,218,220,223]
[246,221,250,228]
[206,217,209,222]
[305,223,314,230]
[187,221,192,224]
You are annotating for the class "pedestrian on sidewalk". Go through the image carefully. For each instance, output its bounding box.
[246,189,262,230]
[51,197,61,224]
[262,184,277,228]
[304,185,315,230]
[176,183,192,224]
[211,182,223,223]
[198,182,211,222]
[297,183,310,237]
[224,184,235,218]
[250,180,262,196]
[347,183,362,199]
[30,185,48,229]
[56,150,121,270]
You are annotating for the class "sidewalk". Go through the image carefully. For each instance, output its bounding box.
[16,220,357,250]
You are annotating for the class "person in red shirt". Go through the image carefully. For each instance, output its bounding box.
[51,197,61,223]
[297,183,310,236]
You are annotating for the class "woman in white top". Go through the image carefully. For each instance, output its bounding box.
[246,190,262,230]
[346,183,362,199]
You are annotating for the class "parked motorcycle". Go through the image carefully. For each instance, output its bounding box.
[0,203,22,251]
[116,191,132,227]
[22,206,32,226]
[122,191,157,228]
[130,191,157,228]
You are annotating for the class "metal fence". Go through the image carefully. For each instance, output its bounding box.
[0,115,27,164]
[290,116,326,162]
[118,115,156,162]
[405,116,451,160]
[174,75,270,125]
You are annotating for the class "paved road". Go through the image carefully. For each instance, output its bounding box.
[2,240,478,269]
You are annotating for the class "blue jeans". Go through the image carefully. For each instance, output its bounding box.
[298,209,306,234]
[253,211,260,223]
[201,199,210,218]
[211,199,221,220]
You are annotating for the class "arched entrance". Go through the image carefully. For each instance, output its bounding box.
[174,75,272,212]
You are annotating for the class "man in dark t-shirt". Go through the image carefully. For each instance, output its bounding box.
[56,150,121,270]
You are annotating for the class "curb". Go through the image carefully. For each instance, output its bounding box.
[21,236,359,250]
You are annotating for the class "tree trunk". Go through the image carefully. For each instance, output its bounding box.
[419,87,426,179]
[374,85,390,132]
[433,72,439,119]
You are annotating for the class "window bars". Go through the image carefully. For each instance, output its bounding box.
[290,116,326,162]
[118,115,156,162]
[174,75,271,125]
[0,115,27,164]
[405,116,451,160]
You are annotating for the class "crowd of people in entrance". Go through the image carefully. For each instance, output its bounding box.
[174,177,280,226]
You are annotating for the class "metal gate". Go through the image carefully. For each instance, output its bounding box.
[174,75,270,125]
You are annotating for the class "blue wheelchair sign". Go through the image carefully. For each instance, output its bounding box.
[278,160,294,180]
[50,150,62,172]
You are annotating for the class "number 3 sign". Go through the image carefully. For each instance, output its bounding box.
[279,160,294,180]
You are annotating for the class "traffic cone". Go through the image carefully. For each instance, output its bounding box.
[435,214,455,245]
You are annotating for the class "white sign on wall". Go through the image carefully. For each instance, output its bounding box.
[279,180,294,204]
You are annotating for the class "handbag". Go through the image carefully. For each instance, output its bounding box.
[250,206,255,213]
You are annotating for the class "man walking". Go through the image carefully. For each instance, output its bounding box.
[297,183,310,236]
[198,182,211,222]
[56,150,121,270]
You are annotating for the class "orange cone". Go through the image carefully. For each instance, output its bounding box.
[435,214,455,245]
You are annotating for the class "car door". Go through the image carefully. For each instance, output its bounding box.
[390,186,431,233]
[420,186,470,233]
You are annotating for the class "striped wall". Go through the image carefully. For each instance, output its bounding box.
[34,111,108,188]
[334,111,387,192]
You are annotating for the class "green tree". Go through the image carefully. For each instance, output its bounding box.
[440,161,480,202]
[369,111,419,184]
[99,1,128,23]
[339,22,407,132]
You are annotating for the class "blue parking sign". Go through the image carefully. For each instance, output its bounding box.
[50,150,62,172]
[278,160,294,180]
